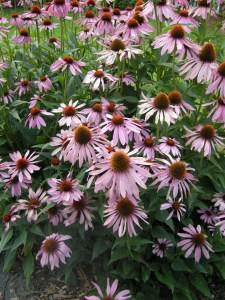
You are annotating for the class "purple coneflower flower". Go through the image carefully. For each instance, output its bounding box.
[85,278,132,300]
[170,8,198,27]
[83,69,117,91]
[180,43,218,83]
[10,12,24,28]
[102,98,125,118]
[52,100,86,127]
[50,129,71,159]
[40,18,58,31]
[25,106,53,129]
[50,55,85,76]
[212,192,225,211]
[47,0,71,18]
[158,136,182,157]
[207,98,225,123]
[23,5,47,19]
[152,24,198,59]
[151,0,175,21]
[8,150,40,183]
[168,90,194,115]
[197,207,216,225]
[29,95,43,108]
[0,90,14,104]
[63,123,107,166]
[134,135,159,160]
[35,75,53,92]
[101,114,141,146]
[119,16,153,42]
[0,16,8,24]
[3,174,31,197]
[104,196,148,237]
[12,28,32,44]
[2,208,20,232]
[138,92,178,125]
[160,197,186,221]
[87,147,150,199]
[206,61,225,98]
[48,174,83,203]
[79,27,95,41]
[184,124,224,157]
[190,0,216,19]
[151,156,196,198]
[16,188,48,222]
[97,37,143,65]
[36,233,72,270]
[49,37,61,48]
[15,79,31,96]
[0,61,7,70]
[82,10,98,27]
[47,206,64,226]
[63,196,95,230]
[177,224,213,263]
[82,102,104,126]
[70,0,83,14]
[95,12,114,35]
[152,238,173,258]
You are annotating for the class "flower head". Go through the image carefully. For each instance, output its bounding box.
[50,55,85,76]
[139,92,178,125]
[104,196,148,237]
[63,123,107,166]
[36,233,72,270]
[184,124,224,157]
[206,61,225,98]
[88,147,150,199]
[160,197,186,221]
[152,238,173,258]
[177,224,213,263]
[152,25,198,59]
[8,151,40,183]
[97,37,143,65]
[152,156,196,198]
[47,0,70,17]
[158,136,182,157]
[180,43,218,83]
[16,188,48,222]
[85,278,132,300]
[63,195,95,230]
[52,100,86,127]
[25,107,53,129]
[48,174,83,203]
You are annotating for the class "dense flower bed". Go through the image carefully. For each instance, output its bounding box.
[0,0,225,299]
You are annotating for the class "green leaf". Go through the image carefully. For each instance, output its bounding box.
[92,239,109,261]
[171,258,191,272]
[215,261,225,279]
[10,109,21,121]
[23,253,34,287]
[11,230,27,251]
[191,274,211,298]
[0,229,13,253]
[109,247,130,264]
[29,224,44,236]
[3,250,17,272]
[155,269,175,292]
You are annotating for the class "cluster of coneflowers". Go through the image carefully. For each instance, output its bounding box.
[0,0,225,297]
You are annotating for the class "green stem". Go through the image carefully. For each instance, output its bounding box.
[64,70,68,100]
[60,18,64,53]
[153,2,160,34]
[35,20,40,46]
[156,122,160,139]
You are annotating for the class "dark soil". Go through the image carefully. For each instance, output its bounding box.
[0,262,93,300]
